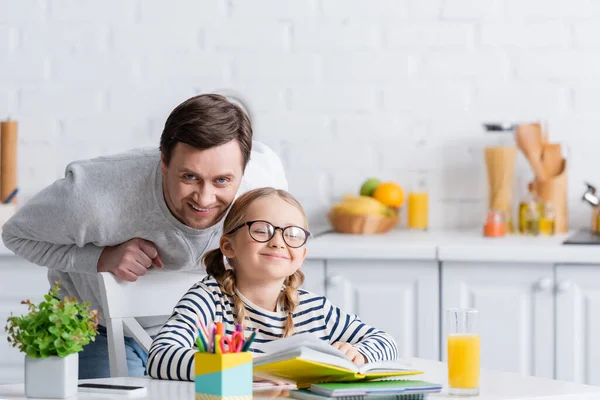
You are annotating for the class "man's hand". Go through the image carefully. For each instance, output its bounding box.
[97,238,164,282]
[332,342,366,366]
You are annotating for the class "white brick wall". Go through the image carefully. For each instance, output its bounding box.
[3,0,600,230]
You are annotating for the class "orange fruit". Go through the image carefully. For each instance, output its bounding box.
[372,182,405,208]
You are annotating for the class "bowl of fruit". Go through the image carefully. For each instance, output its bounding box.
[328,178,404,234]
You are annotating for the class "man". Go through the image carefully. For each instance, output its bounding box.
[2,94,287,378]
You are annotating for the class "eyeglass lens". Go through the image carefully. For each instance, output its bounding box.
[248,221,307,247]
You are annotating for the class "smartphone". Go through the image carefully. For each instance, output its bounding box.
[78,383,147,396]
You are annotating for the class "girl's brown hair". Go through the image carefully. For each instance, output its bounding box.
[202,187,307,338]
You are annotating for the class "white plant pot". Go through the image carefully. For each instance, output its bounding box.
[25,353,78,399]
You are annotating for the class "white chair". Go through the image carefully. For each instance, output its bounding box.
[97,270,205,377]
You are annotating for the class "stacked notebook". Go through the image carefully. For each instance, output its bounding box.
[289,380,443,400]
[252,333,440,393]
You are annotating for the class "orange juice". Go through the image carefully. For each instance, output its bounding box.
[408,192,428,229]
[447,334,480,389]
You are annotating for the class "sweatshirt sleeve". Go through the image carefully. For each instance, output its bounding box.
[147,282,217,381]
[1,162,108,275]
[323,298,399,363]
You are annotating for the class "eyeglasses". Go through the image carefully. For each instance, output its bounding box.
[226,220,311,248]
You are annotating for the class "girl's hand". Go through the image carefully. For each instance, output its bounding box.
[332,342,366,366]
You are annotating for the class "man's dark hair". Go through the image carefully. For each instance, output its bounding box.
[160,94,252,168]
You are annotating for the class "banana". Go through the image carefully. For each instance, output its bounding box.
[332,195,390,216]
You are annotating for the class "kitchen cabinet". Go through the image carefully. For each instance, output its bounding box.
[442,262,554,379]
[0,258,48,384]
[556,264,600,385]
[325,260,439,361]
[300,259,326,295]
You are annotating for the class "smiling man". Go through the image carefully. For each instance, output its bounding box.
[1,94,287,378]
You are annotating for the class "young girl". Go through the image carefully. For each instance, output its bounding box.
[147,187,399,381]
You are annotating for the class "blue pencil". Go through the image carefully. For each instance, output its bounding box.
[3,188,18,204]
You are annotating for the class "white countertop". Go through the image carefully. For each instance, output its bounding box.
[307,229,438,260]
[2,229,600,264]
[307,229,600,264]
[2,358,599,399]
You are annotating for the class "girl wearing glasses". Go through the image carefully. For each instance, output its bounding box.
[147,187,398,381]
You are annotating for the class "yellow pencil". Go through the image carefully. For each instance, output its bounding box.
[214,334,222,354]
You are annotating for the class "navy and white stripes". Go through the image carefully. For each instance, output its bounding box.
[147,275,399,381]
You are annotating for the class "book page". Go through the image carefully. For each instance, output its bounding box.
[358,360,416,374]
[257,332,351,360]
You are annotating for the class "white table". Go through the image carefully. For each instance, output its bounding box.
[2,359,600,399]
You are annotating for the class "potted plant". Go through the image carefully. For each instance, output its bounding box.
[5,281,98,399]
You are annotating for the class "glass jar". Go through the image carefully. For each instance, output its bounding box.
[524,199,542,236]
[520,190,543,235]
[483,210,506,237]
[539,202,556,236]
[483,122,516,146]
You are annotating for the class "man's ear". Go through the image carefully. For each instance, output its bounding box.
[160,153,168,176]
[221,236,235,259]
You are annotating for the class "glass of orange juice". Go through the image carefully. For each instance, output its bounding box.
[447,309,480,396]
[408,192,428,230]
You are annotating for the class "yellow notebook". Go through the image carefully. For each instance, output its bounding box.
[253,334,421,388]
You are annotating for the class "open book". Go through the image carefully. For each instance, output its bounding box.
[253,333,421,388]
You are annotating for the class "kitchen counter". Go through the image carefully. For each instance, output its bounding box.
[1,229,599,264]
[307,230,600,264]
[307,229,438,260]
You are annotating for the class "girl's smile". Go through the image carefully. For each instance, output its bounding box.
[259,252,290,260]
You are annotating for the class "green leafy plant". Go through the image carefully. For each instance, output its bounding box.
[4,281,99,358]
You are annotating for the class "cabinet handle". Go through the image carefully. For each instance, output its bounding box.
[326,275,343,288]
[536,277,553,292]
[556,280,571,293]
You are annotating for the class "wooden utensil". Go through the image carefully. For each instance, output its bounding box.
[541,143,562,178]
[543,121,550,143]
[515,123,547,182]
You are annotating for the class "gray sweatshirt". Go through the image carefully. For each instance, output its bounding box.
[2,142,287,332]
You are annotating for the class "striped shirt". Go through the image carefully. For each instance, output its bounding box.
[147,275,399,381]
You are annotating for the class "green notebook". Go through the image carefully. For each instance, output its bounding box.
[309,380,442,397]
[290,390,427,400]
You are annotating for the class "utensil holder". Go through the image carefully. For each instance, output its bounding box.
[533,159,568,233]
[195,352,252,400]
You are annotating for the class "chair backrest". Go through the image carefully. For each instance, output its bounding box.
[97,270,205,377]
[98,270,204,318]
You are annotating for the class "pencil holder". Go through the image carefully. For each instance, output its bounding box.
[195,352,252,400]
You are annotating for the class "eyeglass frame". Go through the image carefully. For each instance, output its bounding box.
[225,220,311,248]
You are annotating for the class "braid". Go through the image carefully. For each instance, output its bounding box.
[221,270,248,330]
[203,248,248,329]
[280,270,305,338]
